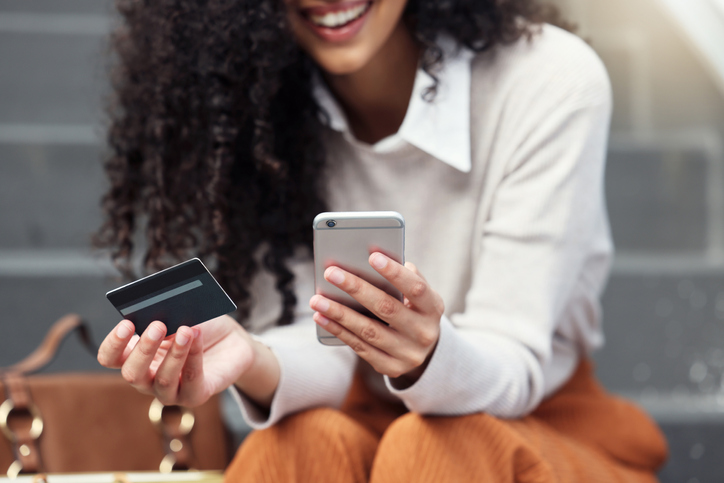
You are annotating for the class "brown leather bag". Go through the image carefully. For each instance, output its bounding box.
[0,314,231,478]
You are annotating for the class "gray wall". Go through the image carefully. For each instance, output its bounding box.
[1,0,724,481]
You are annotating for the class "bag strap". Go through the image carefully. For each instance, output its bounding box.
[0,314,97,376]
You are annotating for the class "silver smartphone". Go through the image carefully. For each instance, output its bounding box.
[313,211,405,345]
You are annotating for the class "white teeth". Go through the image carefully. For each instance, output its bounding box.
[309,3,369,28]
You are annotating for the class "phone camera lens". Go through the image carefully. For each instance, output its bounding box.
[326,220,337,228]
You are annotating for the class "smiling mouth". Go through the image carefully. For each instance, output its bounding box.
[302,1,372,29]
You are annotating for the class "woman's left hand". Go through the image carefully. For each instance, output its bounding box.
[309,252,445,385]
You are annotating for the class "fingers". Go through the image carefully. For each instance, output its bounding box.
[153,326,195,404]
[369,253,444,315]
[310,294,406,355]
[120,321,167,393]
[97,320,136,369]
[323,266,409,327]
[176,328,207,407]
[312,311,410,378]
[317,257,444,382]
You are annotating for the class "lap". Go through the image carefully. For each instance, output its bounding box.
[372,411,660,483]
[226,361,668,483]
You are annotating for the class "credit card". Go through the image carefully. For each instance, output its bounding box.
[106,258,237,336]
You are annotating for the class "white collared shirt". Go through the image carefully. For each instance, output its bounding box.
[312,37,474,173]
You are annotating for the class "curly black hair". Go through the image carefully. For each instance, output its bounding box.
[95,0,567,327]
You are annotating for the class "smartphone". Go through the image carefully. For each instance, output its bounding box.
[313,211,405,345]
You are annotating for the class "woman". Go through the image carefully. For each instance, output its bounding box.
[96,0,668,481]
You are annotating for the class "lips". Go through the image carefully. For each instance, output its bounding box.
[299,1,373,43]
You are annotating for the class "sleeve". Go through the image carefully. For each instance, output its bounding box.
[229,258,358,430]
[385,34,614,418]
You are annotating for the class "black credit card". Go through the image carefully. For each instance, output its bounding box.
[106,258,237,336]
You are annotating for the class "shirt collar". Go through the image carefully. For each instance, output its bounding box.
[313,37,474,173]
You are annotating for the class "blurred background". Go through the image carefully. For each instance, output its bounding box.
[0,0,723,481]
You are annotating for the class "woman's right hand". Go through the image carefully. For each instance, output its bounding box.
[97,315,280,408]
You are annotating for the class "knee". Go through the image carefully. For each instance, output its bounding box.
[380,412,471,442]
[371,414,443,483]
[380,412,426,443]
[277,407,366,442]
[376,412,435,459]
[378,411,509,454]
[373,413,544,483]
[239,407,377,457]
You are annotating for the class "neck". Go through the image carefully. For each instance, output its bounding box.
[323,22,420,144]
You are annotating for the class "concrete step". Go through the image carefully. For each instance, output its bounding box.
[595,273,724,395]
[0,0,113,15]
[606,147,709,253]
[0,143,105,248]
[596,272,724,482]
[658,421,724,483]
[0,31,108,125]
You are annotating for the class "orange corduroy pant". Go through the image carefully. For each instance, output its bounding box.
[225,360,668,483]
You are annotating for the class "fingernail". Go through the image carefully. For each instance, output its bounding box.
[116,321,132,339]
[315,313,330,326]
[371,253,388,270]
[326,268,345,285]
[312,295,330,312]
[147,324,164,341]
[176,329,190,347]
[192,327,201,339]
